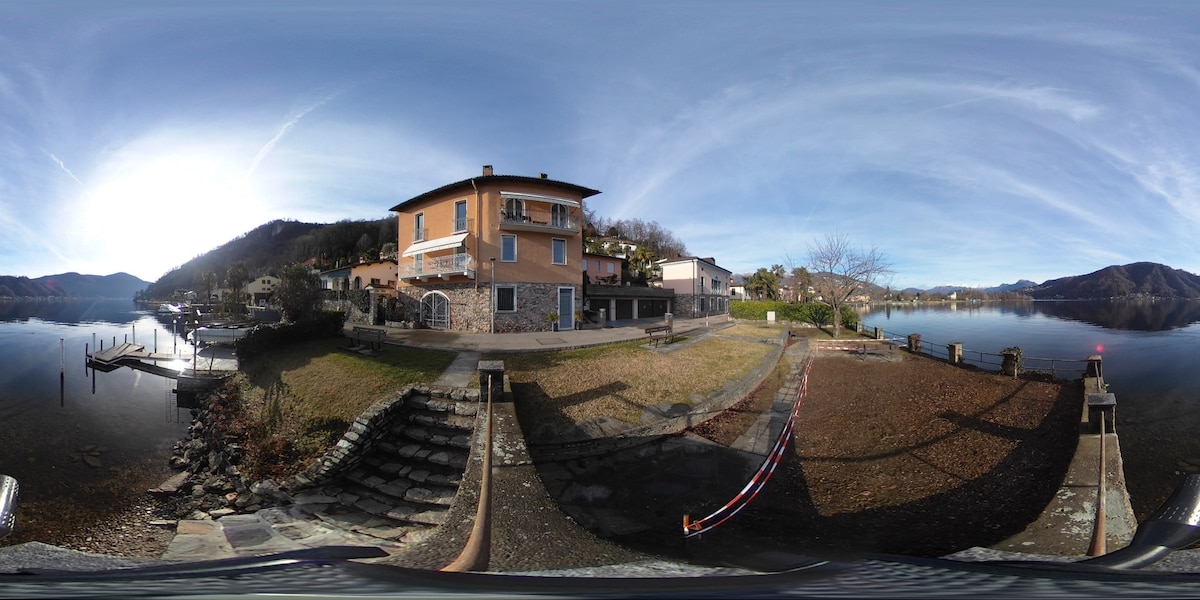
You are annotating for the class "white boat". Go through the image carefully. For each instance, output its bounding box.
[188,325,253,345]
[157,303,185,315]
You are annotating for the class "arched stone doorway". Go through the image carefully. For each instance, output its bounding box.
[420,291,450,330]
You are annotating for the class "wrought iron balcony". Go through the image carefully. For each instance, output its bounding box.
[399,253,476,281]
[498,207,579,233]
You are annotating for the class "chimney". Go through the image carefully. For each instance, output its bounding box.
[539,173,548,179]
[482,165,493,176]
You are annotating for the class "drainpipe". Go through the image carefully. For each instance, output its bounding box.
[471,178,480,292]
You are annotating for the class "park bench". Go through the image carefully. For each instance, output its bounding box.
[347,326,387,353]
[645,323,674,347]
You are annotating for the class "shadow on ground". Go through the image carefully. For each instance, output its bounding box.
[525,378,1081,567]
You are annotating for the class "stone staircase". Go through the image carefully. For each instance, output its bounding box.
[302,393,478,541]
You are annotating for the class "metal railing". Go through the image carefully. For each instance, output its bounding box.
[400,254,476,279]
[860,322,1091,378]
[499,207,578,232]
[452,217,473,233]
[413,227,428,242]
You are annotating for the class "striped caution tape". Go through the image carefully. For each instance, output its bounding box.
[682,356,813,538]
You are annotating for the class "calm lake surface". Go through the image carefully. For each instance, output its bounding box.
[861,300,1200,518]
[0,299,190,545]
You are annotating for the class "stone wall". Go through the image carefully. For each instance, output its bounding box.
[396,282,580,333]
[283,385,480,492]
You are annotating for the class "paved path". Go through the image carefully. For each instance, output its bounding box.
[432,351,480,387]
[732,337,810,456]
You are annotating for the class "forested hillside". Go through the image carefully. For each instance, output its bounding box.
[142,218,397,299]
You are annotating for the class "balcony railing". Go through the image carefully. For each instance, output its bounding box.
[413,227,428,242]
[452,217,473,233]
[400,253,476,281]
[499,207,579,233]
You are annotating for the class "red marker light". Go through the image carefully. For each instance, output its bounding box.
[1096,344,1104,353]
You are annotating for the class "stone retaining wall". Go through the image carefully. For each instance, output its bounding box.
[283,385,481,492]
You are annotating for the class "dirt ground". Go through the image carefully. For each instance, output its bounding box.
[682,350,1080,560]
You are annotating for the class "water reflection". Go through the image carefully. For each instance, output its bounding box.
[0,299,190,547]
[877,299,1200,331]
[1031,299,1200,331]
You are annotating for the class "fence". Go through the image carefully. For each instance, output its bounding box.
[844,322,1091,378]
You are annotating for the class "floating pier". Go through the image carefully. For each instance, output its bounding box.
[86,342,230,391]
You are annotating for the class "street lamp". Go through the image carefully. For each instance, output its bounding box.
[489,257,496,334]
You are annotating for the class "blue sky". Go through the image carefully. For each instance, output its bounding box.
[4,1,1200,290]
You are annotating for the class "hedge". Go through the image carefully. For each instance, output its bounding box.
[729,300,858,329]
[235,310,348,359]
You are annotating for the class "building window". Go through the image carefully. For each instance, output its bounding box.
[606,262,615,274]
[503,197,524,220]
[414,213,425,241]
[370,278,381,286]
[414,253,424,274]
[550,204,568,228]
[582,259,588,271]
[454,200,467,232]
[496,286,516,312]
[552,238,566,265]
[700,297,707,312]
[501,235,517,262]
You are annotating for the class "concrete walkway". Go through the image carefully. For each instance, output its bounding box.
[353,315,734,353]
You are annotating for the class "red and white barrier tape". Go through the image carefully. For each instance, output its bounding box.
[682,356,813,538]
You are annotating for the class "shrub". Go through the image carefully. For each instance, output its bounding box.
[235,310,347,359]
[730,300,858,330]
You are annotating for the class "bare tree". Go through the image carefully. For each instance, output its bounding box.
[807,233,892,337]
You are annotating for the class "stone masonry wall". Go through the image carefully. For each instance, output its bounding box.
[283,385,480,492]
[396,282,580,333]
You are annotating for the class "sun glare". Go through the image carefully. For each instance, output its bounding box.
[65,147,272,277]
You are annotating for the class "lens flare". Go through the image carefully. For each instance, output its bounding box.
[1096,344,1104,353]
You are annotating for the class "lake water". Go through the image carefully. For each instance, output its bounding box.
[0,299,191,546]
[861,300,1200,519]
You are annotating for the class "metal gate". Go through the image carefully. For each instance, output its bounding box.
[420,292,450,329]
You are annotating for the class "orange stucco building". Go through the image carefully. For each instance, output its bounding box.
[389,166,599,332]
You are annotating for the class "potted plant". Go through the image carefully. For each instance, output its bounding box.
[574,311,584,330]
[547,311,559,331]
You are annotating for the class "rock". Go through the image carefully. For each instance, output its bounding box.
[83,454,102,468]
[209,508,236,517]
[149,470,192,495]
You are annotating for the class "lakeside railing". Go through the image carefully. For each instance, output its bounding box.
[858,322,1091,378]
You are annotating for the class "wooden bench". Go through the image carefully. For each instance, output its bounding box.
[645,324,674,347]
[347,326,387,352]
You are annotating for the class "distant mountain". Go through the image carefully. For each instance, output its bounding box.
[0,272,150,298]
[1028,262,1200,300]
[986,280,1037,294]
[142,217,396,299]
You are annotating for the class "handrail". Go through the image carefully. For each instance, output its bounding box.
[442,375,494,572]
[1089,416,1107,556]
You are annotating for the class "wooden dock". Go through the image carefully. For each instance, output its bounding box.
[89,343,186,365]
[87,343,229,391]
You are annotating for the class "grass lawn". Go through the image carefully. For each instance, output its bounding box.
[233,338,456,471]
[495,337,774,435]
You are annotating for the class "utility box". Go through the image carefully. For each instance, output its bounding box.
[1088,392,1117,433]
[478,360,506,403]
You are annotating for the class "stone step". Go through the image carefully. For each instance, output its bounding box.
[337,482,449,526]
[354,460,463,490]
[376,440,470,470]
[390,424,473,450]
[405,408,476,432]
[405,394,479,417]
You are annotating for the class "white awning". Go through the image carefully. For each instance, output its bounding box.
[402,233,468,257]
[499,190,580,208]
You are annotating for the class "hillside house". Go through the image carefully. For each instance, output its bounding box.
[583,252,623,286]
[390,165,598,332]
[245,275,280,306]
[658,256,731,318]
[350,259,398,293]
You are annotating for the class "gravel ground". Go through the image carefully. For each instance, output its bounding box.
[682,351,1080,561]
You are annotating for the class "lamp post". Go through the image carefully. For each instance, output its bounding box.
[489,257,496,334]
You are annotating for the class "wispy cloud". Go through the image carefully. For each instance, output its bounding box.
[245,88,345,182]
